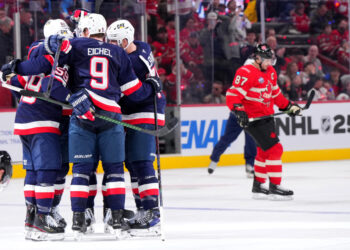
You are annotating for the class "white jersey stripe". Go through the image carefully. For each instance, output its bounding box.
[35,186,54,193]
[70,185,89,192]
[86,89,121,109]
[14,121,60,130]
[266,160,282,165]
[89,185,97,191]
[54,184,65,190]
[106,181,125,189]
[255,172,268,178]
[268,172,282,177]
[254,160,265,167]
[139,183,159,193]
[122,112,165,121]
[24,185,35,191]
[120,79,140,92]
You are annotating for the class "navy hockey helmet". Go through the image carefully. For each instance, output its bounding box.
[254,43,273,59]
[0,151,12,189]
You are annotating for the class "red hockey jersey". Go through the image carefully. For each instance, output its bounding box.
[226,64,289,118]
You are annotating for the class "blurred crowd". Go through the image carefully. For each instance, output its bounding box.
[1,0,350,108]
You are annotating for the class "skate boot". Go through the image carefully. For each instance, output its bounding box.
[50,206,67,229]
[109,209,130,239]
[128,208,145,224]
[268,183,294,201]
[72,211,87,240]
[104,208,135,233]
[85,208,95,234]
[128,208,161,237]
[252,179,269,200]
[245,164,254,178]
[24,204,36,240]
[31,213,64,241]
[207,161,217,174]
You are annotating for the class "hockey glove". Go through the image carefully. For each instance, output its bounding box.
[233,104,249,128]
[70,8,90,25]
[1,59,21,81]
[44,35,72,55]
[68,89,95,121]
[145,76,163,94]
[280,102,302,117]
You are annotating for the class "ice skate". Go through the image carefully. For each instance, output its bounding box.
[207,161,217,174]
[72,211,87,240]
[50,206,67,229]
[109,209,130,239]
[245,164,254,178]
[128,208,161,237]
[128,208,145,224]
[268,183,294,201]
[24,204,36,240]
[85,208,95,234]
[104,208,135,234]
[252,179,269,200]
[31,213,64,241]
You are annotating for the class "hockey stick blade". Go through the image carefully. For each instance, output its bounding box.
[19,89,178,136]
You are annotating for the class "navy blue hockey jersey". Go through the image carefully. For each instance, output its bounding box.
[119,41,166,126]
[11,42,70,135]
[16,37,154,114]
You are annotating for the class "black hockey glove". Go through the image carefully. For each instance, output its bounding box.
[44,35,72,54]
[280,102,302,117]
[1,59,21,81]
[0,151,12,190]
[233,104,249,128]
[145,76,163,94]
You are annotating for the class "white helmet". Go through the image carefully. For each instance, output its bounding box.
[77,13,106,37]
[43,19,73,38]
[107,19,134,49]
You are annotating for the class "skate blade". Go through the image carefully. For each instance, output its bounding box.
[252,193,268,200]
[246,172,254,178]
[104,224,112,234]
[31,229,64,241]
[24,228,32,240]
[129,225,161,237]
[86,225,95,234]
[268,194,293,201]
[109,228,130,240]
[73,230,84,241]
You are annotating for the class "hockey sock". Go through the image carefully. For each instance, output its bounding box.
[70,162,94,212]
[87,171,97,209]
[102,173,108,209]
[52,162,69,207]
[125,162,142,209]
[133,161,159,210]
[35,170,57,215]
[103,162,125,210]
[24,170,37,206]
[254,147,268,184]
[265,143,283,185]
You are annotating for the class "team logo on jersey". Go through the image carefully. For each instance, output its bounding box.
[258,77,264,83]
[271,72,275,80]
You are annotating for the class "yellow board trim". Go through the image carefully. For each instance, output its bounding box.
[11,148,350,179]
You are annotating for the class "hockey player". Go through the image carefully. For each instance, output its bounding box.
[106,19,165,236]
[0,150,12,191]
[2,13,160,239]
[207,112,256,177]
[226,43,302,200]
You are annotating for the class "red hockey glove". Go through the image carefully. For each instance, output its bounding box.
[233,104,249,128]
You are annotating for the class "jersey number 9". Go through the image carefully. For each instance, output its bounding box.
[90,57,109,90]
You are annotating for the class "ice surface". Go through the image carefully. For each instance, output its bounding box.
[1,160,350,250]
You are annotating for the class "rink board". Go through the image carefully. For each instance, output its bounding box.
[1,101,350,178]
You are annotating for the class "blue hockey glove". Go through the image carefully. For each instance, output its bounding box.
[1,59,21,81]
[145,76,163,94]
[280,102,302,117]
[233,104,249,128]
[44,35,71,54]
[68,89,95,121]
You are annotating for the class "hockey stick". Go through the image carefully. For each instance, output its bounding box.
[1,82,178,137]
[248,90,315,122]
[45,40,62,97]
[139,54,165,241]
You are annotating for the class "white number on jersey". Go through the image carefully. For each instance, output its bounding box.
[234,75,248,86]
[90,56,109,90]
[21,76,42,104]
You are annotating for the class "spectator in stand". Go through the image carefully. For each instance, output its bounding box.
[203,81,225,104]
[165,16,176,48]
[291,2,310,33]
[278,62,299,93]
[333,18,349,43]
[240,29,257,64]
[285,48,305,71]
[329,67,343,96]
[152,26,175,73]
[304,45,324,77]
[308,77,327,101]
[317,24,339,58]
[180,16,197,41]
[286,75,304,101]
[310,2,332,34]
[336,81,350,100]
[322,81,336,100]
[20,8,34,59]
[337,40,350,68]
[301,61,318,92]
[265,35,286,75]
[181,31,204,82]
[266,28,276,38]
[205,0,221,16]
[0,16,13,66]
